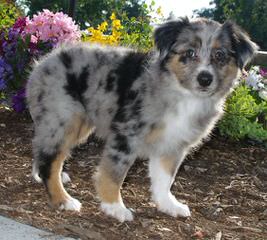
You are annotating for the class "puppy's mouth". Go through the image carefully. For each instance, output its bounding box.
[195,87,215,97]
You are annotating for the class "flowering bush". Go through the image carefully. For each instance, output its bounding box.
[83,13,122,45]
[218,67,267,143]
[244,66,267,100]
[83,3,164,51]
[0,10,81,112]
[25,9,81,47]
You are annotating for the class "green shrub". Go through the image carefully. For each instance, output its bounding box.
[0,1,22,31]
[218,83,267,142]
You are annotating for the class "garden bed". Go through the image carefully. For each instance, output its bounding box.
[0,109,266,240]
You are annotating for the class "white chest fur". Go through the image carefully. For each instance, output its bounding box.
[158,97,218,154]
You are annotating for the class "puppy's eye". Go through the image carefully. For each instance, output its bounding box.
[215,49,226,62]
[185,49,196,58]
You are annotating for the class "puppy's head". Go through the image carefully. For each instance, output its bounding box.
[154,17,258,97]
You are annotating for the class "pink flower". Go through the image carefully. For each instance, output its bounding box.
[30,35,38,43]
[24,9,81,47]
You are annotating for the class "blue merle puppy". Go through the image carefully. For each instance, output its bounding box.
[26,17,257,222]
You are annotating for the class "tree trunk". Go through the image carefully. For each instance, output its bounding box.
[68,0,76,18]
[251,51,267,67]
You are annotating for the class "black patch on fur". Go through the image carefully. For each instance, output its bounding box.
[221,21,257,68]
[154,18,190,54]
[38,150,57,184]
[114,134,131,154]
[115,52,147,107]
[105,70,117,92]
[59,51,72,69]
[109,154,120,163]
[64,65,89,106]
[113,108,127,123]
[108,108,114,114]
[43,67,51,75]
[95,51,107,64]
[179,55,187,64]
[137,121,146,129]
[37,91,44,103]
[111,51,147,129]
[35,115,42,123]
[131,98,142,116]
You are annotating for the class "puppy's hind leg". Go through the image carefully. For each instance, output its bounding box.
[33,113,93,212]
[149,153,191,218]
[37,148,81,211]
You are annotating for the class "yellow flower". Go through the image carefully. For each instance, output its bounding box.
[98,21,108,32]
[110,12,116,20]
[85,12,122,46]
[112,19,122,30]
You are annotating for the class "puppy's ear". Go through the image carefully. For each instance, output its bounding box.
[154,17,190,54]
[222,21,258,69]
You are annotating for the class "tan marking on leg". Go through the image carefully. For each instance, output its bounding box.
[160,155,177,176]
[48,113,94,207]
[94,162,122,203]
[145,123,165,144]
[47,150,71,207]
[65,114,94,147]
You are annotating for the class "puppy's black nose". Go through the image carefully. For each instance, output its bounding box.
[197,71,213,87]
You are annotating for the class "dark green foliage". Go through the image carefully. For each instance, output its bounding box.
[194,0,267,50]
[218,84,267,142]
[16,0,151,30]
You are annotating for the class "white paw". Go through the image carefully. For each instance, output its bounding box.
[59,197,81,212]
[154,193,191,218]
[101,202,133,222]
[61,172,71,184]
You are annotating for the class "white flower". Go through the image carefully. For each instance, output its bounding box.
[257,82,265,89]
[245,72,261,90]
[259,90,267,101]
[251,66,260,73]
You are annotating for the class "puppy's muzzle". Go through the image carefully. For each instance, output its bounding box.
[197,71,213,87]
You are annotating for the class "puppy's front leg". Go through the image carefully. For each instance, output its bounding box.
[94,138,136,222]
[149,153,191,218]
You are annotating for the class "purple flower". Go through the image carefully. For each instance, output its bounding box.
[12,88,26,112]
[0,57,13,86]
[260,68,267,77]
[0,78,6,90]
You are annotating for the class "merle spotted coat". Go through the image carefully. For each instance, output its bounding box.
[26,18,257,222]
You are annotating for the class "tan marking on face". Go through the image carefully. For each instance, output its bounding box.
[224,59,239,79]
[145,123,166,144]
[94,162,122,203]
[167,54,187,81]
[217,58,240,97]
[160,155,177,176]
[221,58,240,88]
[212,39,222,49]
[47,150,71,207]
